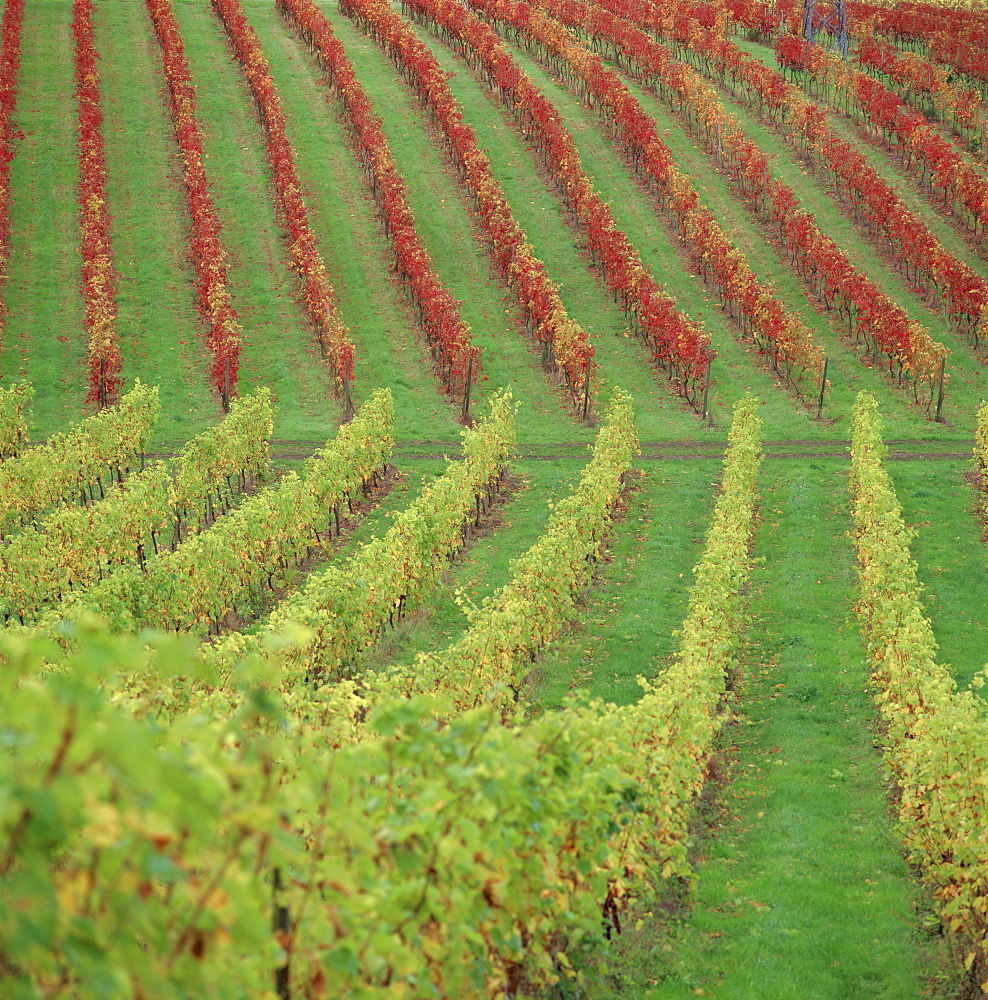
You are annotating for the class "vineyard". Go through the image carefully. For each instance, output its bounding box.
[2,0,988,997]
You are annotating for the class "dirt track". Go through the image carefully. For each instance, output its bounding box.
[143,440,974,463]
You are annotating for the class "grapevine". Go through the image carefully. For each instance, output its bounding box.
[0,389,274,626]
[0,0,24,335]
[975,400,988,505]
[145,0,241,409]
[849,391,988,992]
[210,0,356,406]
[37,389,394,639]
[0,380,32,460]
[73,0,124,408]
[0,381,159,536]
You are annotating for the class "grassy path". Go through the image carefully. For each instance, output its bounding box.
[675,40,988,432]
[93,1,219,447]
[382,16,711,443]
[244,2,465,444]
[532,460,717,709]
[889,458,988,690]
[736,38,988,277]
[1,1,86,436]
[299,3,591,446]
[583,459,930,1000]
[166,2,343,442]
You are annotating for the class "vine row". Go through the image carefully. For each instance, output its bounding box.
[38,389,394,639]
[210,0,355,407]
[849,391,988,994]
[974,399,988,519]
[145,0,241,410]
[0,381,159,536]
[73,0,124,408]
[0,390,274,626]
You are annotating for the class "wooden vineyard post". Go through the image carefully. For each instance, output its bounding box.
[461,351,474,422]
[272,867,291,1000]
[816,357,829,419]
[98,357,107,411]
[701,359,711,423]
[935,356,946,422]
[342,369,354,421]
[222,357,231,414]
[581,362,591,421]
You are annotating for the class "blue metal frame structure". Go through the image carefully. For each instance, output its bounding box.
[802,0,848,60]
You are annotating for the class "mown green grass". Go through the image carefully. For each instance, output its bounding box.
[93,0,220,447]
[292,4,596,447]
[6,5,988,997]
[242,1,469,444]
[682,37,988,435]
[166,2,347,442]
[1,0,87,438]
[532,459,718,709]
[890,458,988,690]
